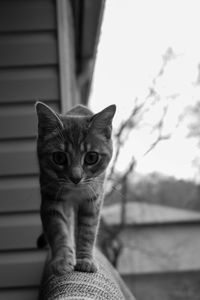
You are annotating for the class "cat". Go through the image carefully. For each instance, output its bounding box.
[35,101,116,275]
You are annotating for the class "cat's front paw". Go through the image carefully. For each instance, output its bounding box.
[75,257,98,273]
[49,258,74,276]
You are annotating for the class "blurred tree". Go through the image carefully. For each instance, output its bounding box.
[106,48,178,200]
[188,101,200,139]
[187,100,200,179]
[98,48,183,267]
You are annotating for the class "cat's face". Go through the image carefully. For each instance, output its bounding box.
[36,102,116,196]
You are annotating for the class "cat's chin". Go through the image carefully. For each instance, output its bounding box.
[66,183,88,191]
[60,185,92,202]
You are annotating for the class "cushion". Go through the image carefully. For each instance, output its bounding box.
[39,249,135,300]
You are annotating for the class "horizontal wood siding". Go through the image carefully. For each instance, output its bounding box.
[0,288,39,300]
[0,141,37,176]
[0,102,59,139]
[0,32,57,67]
[0,213,41,250]
[0,0,60,296]
[0,68,59,103]
[0,0,56,32]
[0,177,40,213]
[0,250,46,288]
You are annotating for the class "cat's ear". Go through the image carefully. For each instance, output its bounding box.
[90,105,116,138]
[35,101,63,137]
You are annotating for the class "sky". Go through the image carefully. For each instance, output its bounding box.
[89,0,200,181]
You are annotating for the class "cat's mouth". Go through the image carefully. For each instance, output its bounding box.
[58,180,88,191]
[58,180,98,199]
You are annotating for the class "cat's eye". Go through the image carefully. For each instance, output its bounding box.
[84,151,99,165]
[52,151,67,165]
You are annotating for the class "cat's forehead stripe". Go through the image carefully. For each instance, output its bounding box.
[64,123,85,146]
[42,131,60,142]
[42,132,65,150]
[80,143,84,152]
[67,143,73,152]
[86,143,92,151]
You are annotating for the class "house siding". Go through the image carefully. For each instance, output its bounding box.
[0,0,65,297]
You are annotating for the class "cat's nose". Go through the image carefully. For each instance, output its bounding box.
[69,167,82,184]
[69,176,81,185]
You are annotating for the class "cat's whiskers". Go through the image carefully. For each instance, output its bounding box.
[86,185,96,209]
[87,183,100,210]
[89,184,98,198]
[104,184,129,204]
[84,177,105,185]
[55,184,65,201]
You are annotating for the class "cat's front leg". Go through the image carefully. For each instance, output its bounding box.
[43,206,75,276]
[75,201,101,273]
[50,245,74,276]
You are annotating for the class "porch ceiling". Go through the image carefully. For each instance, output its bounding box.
[71,0,105,104]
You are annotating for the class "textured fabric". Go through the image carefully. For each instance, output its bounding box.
[39,249,136,300]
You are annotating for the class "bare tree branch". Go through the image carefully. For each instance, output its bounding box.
[102,48,180,266]
[143,104,171,156]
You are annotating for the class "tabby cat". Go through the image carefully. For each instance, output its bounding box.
[35,102,116,275]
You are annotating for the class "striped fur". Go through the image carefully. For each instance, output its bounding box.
[36,102,116,275]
